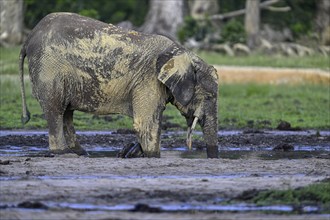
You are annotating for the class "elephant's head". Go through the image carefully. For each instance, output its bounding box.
[157,46,219,158]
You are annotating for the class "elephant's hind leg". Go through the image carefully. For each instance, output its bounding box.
[63,109,88,155]
[46,111,71,154]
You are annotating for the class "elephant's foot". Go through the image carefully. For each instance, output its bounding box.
[68,145,89,156]
[49,146,88,156]
[143,151,160,158]
[49,148,73,155]
[117,143,144,158]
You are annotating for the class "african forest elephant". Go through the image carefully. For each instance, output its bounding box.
[19,13,219,158]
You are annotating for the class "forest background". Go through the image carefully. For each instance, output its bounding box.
[1,0,330,50]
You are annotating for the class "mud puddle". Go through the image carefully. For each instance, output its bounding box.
[1,129,329,219]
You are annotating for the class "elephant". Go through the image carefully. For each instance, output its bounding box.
[19,12,219,158]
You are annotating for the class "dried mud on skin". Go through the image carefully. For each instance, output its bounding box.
[0,130,330,220]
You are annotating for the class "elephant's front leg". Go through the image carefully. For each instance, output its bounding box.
[133,113,163,157]
[131,85,166,158]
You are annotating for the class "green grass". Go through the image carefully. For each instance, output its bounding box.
[250,181,330,213]
[219,83,330,129]
[1,46,329,130]
[0,75,134,130]
[198,51,330,69]
[1,46,329,76]
[0,46,24,75]
[252,181,330,206]
[0,76,329,130]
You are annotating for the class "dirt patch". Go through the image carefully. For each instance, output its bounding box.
[0,130,330,219]
[215,66,330,85]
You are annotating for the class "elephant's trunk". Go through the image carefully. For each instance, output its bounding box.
[200,99,219,158]
[186,100,219,158]
[201,112,218,158]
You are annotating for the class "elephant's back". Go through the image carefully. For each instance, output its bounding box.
[23,12,175,86]
[25,13,120,48]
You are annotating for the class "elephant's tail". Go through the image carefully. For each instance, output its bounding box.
[19,46,30,124]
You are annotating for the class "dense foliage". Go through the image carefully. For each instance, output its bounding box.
[24,0,319,42]
[24,0,149,28]
[178,16,215,43]
[220,19,246,44]
[261,0,317,38]
[218,0,318,38]
[179,0,320,44]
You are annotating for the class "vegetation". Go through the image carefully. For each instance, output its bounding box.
[1,79,329,130]
[24,0,149,28]
[24,1,318,34]
[178,16,215,43]
[0,46,22,75]
[220,19,246,44]
[218,83,329,129]
[2,46,329,75]
[249,181,330,213]
[1,47,329,130]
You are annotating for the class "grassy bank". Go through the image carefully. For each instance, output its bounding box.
[1,46,329,130]
[245,181,330,213]
[0,75,329,130]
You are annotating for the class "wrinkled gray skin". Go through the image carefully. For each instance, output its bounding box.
[20,13,219,158]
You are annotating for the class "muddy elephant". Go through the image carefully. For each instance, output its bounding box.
[19,13,219,158]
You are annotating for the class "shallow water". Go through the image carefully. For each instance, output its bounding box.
[1,201,322,214]
[1,129,329,158]
[0,143,329,159]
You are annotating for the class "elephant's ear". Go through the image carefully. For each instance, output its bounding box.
[192,55,219,95]
[157,52,195,106]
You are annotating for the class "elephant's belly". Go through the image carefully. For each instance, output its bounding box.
[92,100,133,116]
[68,72,134,116]
[71,87,133,117]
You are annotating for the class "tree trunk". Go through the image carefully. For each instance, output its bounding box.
[0,0,24,46]
[139,0,185,40]
[315,0,330,45]
[245,0,260,49]
[190,0,219,20]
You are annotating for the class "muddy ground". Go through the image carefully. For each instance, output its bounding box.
[0,129,330,220]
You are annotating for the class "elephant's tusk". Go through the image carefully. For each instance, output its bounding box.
[191,116,198,130]
[186,117,199,150]
[186,127,192,150]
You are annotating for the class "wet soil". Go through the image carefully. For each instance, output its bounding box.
[0,129,330,220]
[1,129,329,151]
